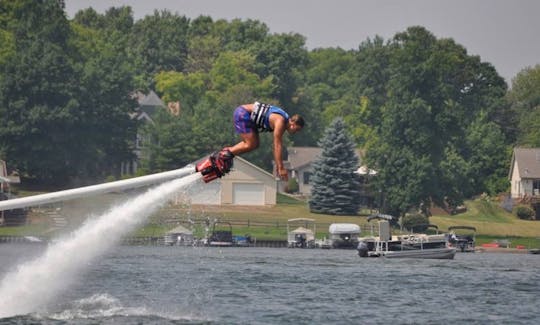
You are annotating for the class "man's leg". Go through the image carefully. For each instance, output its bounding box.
[229,132,259,156]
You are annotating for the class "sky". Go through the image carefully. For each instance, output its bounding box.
[64,0,540,86]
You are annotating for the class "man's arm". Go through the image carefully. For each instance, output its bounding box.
[272,118,288,181]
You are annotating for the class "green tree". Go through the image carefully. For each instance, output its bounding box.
[252,33,308,107]
[507,65,540,147]
[309,118,361,215]
[0,0,83,183]
[71,21,137,178]
[365,26,509,216]
[130,9,190,88]
[139,109,198,172]
[299,48,357,146]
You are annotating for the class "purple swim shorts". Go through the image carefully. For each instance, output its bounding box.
[234,106,256,134]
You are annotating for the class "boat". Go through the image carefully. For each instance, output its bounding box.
[399,224,449,250]
[328,223,360,248]
[287,218,316,248]
[357,216,456,259]
[447,226,476,252]
[163,225,195,246]
[232,235,252,247]
[208,221,233,247]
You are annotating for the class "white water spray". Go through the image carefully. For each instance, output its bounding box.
[0,169,201,318]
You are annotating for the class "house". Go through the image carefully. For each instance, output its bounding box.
[509,147,540,199]
[284,147,322,195]
[284,147,375,194]
[121,90,167,176]
[180,156,277,206]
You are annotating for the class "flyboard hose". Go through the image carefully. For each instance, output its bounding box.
[0,149,235,212]
[0,166,196,212]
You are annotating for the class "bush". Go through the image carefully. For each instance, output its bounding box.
[286,178,299,193]
[402,213,429,232]
[515,205,535,220]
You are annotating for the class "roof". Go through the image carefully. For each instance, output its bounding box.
[510,147,540,179]
[131,90,165,118]
[286,147,322,170]
[235,156,275,179]
[138,90,165,107]
[166,225,193,235]
[286,146,364,171]
[329,223,360,234]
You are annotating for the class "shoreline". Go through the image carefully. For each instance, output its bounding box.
[474,246,535,254]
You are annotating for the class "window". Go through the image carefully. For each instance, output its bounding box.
[303,172,312,185]
[534,180,540,196]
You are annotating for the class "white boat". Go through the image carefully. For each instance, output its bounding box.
[357,218,456,259]
[163,225,194,246]
[328,223,360,248]
[287,218,316,248]
[367,244,456,259]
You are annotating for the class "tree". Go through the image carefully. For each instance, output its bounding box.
[0,0,83,183]
[130,9,190,89]
[252,33,308,108]
[0,1,138,184]
[507,65,540,147]
[365,26,509,216]
[309,118,361,215]
[71,22,137,178]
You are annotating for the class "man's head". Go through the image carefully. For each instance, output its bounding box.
[287,114,305,134]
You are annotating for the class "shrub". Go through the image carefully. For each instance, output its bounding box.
[515,205,535,220]
[286,178,299,193]
[402,213,429,232]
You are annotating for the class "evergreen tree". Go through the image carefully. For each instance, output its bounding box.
[309,118,361,215]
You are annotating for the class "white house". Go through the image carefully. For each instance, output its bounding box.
[509,147,540,199]
[181,156,277,206]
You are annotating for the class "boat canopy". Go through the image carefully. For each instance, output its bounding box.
[448,226,476,232]
[367,213,395,222]
[287,218,315,223]
[290,227,314,235]
[329,223,360,234]
[166,225,193,235]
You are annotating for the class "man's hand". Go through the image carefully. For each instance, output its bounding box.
[277,166,288,181]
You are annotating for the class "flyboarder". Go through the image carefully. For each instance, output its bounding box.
[196,101,305,183]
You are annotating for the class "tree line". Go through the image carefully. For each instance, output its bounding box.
[1,0,539,216]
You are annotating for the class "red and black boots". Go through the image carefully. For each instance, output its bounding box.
[195,148,234,183]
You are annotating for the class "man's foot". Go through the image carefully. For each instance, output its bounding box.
[195,148,235,183]
[214,148,234,175]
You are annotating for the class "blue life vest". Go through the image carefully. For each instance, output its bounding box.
[250,101,289,132]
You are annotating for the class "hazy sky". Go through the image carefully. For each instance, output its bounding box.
[64,0,540,85]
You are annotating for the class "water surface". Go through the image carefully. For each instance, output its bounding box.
[0,245,538,324]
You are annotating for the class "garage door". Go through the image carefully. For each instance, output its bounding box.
[233,183,264,205]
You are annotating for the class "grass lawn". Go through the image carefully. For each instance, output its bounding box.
[3,193,540,248]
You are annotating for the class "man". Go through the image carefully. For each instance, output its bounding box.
[196,101,305,182]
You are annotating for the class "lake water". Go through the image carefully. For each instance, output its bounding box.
[0,244,538,324]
